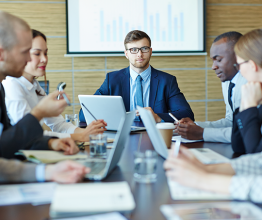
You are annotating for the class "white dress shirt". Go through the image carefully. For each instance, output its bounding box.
[2,76,77,138]
[197,72,247,143]
[130,65,151,114]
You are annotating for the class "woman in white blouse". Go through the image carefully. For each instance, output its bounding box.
[164,29,262,203]
[3,29,107,141]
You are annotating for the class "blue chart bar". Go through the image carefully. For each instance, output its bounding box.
[107,24,110,41]
[156,13,160,41]
[150,15,154,41]
[180,12,184,41]
[125,22,129,36]
[162,31,166,41]
[100,11,104,42]
[113,20,117,41]
[144,0,147,33]
[119,17,123,42]
[168,4,172,41]
[174,17,178,41]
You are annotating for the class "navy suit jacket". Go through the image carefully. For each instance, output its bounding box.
[79,66,194,122]
[232,106,262,153]
[0,83,51,159]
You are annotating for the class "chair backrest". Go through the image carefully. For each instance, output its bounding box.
[38,80,49,95]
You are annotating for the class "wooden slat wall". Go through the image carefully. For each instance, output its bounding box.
[1,0,262,121]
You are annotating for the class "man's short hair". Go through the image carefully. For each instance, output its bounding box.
[124,30,151,49]
[0,10,30,50]
[213,31,243,47]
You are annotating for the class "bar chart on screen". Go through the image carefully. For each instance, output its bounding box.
[74,0,203,53]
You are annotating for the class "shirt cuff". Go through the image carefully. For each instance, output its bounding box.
[230,175,254,200]
[36,164,46,182]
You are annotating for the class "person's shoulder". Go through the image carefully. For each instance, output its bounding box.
[106,67,129,80]
[2,77,27,99]
[151,66,175,80]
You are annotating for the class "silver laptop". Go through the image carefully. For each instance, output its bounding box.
[78,95,146,132]
[137,106,229,164]
[81,110,135,180]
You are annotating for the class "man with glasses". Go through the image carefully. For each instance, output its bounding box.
[176,31,247,143]
[80,30,194,123]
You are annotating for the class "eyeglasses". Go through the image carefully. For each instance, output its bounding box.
[127,46,151,54]
[233,60,249,71]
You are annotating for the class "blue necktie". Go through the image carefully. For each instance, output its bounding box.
[136,75,144,107]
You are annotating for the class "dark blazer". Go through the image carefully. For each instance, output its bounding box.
[79,66,194,122]
[231,106,262,154]
[0,83,51,159]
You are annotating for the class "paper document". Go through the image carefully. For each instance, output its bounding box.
[55,212,127,220]
[189,148,230,164]
[19,150,88,164]
[50,181,135,218]
[167,180,231,200]
[0,182,56,206]
[161,202,262,220]
[172,135,203,143]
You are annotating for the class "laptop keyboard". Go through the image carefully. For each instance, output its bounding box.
[84,162,107,175]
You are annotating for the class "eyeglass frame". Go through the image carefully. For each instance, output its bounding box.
[126,46,151,54]
[233,60,249,71]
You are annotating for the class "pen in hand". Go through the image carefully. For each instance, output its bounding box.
[81,103,97,121]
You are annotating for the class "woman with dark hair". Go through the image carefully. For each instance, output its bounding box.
[164,29,262,203]
[3,29,107,141]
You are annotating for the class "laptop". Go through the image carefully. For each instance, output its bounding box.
[80,110,136,180]
[78,95,146,132]
[137,106,229,164]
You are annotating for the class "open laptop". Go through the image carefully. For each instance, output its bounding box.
[137,106,229,164]
[79,95,145,132]
[80,110,135,180]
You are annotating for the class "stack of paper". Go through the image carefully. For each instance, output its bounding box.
[168,180,232,200]
[172,135,203,143]
[50,181,135,218]
[18,150,88,164]
[0,182,56,206]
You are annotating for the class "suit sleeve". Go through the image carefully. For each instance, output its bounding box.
[235,107,262,153]
[231,108,246,153]
[158,76,194,121]
[0,158,37,182]
[79,73,110,122]
[0,114,51,159]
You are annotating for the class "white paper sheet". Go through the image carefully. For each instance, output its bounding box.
[167,180,231,200]
[55,212,127,220]
[172,135,203,143]
[0,182,56,206]
[19,150,88,163]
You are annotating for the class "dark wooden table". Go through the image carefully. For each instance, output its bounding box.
[0,131,235,220]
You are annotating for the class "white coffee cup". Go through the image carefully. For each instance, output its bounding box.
[156,123,176,148]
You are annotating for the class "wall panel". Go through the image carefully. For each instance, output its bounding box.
[1,1,262,125]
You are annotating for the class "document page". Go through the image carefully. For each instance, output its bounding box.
[50,182,135,217]
[19,150,88,163]
[0,182,56,206]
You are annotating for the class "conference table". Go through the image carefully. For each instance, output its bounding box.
[0,128,237,220]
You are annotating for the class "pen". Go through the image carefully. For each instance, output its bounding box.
[81,103,97,121]
[169,113,179,123]
[173,136,181,156]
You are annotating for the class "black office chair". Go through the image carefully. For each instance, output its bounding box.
[38,80,49,95]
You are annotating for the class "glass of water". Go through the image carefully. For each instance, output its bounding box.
[134,150,158,183]
[89,134,107,158]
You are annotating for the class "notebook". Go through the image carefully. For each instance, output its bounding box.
[49,182,135,218]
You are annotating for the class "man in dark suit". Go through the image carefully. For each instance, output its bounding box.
[80,30,194,123]
[0,10,90,183]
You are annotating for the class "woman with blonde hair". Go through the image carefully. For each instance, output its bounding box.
[3,29,107,142]
[164,29,262,203]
